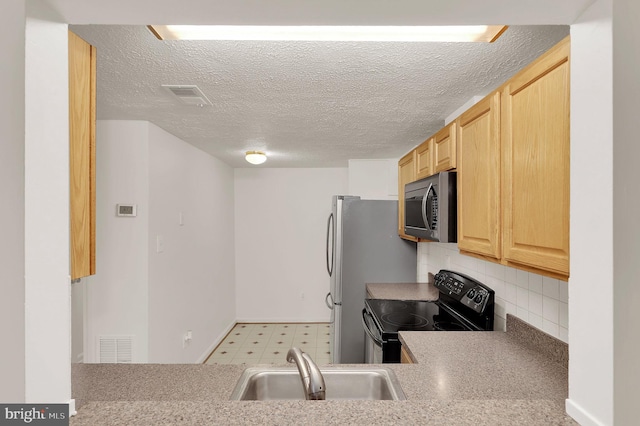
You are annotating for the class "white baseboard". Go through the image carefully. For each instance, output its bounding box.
[69,399,76,417]
[197,321,236,364]
[235,317,330,323]
[566,398,606,426]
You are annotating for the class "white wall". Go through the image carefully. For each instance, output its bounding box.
[85,121,150,363]
[24,3,71,404]
[71,281,85,363]
[0,0,26,403]
[148,124,236,363]
[417,243,569,342]
[568,1,614,424]
[235,168,348,322]
[82,120,236,364]
[40,0,593,26]
[612,0,640,423]
[348,159,398,200]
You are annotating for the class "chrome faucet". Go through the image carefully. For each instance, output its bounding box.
[286,347,326,400]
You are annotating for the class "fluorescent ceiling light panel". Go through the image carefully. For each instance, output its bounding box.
[149,25,507,42]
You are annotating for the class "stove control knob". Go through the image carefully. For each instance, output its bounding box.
[467,289,476,299]
[474,294,484,304]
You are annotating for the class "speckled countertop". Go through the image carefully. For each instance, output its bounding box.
[71,319,575,425]
[397,331,569,401]
[70,399,573,425]
[366,282,439,300]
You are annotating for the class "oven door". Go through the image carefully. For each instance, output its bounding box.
[362,308,383,364]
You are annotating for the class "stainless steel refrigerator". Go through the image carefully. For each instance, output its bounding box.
[325,196,417,363]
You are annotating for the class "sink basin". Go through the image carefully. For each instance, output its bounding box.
[230,366,406,401]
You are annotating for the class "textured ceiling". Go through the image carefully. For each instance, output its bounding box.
[70,25,569,168]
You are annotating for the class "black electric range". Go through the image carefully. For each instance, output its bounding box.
[362,269,495,363]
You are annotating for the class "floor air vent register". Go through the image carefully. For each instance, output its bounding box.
[98,335,134,363]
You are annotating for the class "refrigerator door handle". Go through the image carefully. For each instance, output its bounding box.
[325,292,334,309]
[362,309,384,346]
[326,213,334,276]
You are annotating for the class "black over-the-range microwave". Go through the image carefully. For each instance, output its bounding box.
[404,171,457,242]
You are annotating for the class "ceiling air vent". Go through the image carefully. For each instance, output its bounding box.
[162,84,212,106]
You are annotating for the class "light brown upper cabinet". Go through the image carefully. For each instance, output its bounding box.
[397,36,570,277]
[69,31,97,280]
[415,138,434,180]
[415,121,457,182]
[456,92,502,261]
[501,37,570,277]
[398,151,418,241]
[434,121,457,173]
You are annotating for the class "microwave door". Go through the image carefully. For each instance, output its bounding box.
[404,171,456,242]
[404,195,424,230]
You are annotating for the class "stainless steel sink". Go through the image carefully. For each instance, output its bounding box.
[230,366,406,401]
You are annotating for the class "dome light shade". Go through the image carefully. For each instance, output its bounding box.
[245,151,267,165]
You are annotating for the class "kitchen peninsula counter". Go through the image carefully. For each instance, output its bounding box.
[366,282,439,301]
[71,316,574,425]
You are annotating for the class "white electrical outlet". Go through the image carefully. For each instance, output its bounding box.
[179,212,184,226]
[300,292,305,300]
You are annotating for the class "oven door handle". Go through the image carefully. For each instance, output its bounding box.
[361,309,384,347]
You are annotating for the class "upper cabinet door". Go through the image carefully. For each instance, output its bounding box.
[434,121,457,173]
[502,37,570,277]
[69,31,97,280]
[398,151,418,241]
[457,92,501,260]
[415,138,434,180]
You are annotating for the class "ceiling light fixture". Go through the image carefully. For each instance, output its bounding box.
[245,151,267,165]
[148,25,507,43]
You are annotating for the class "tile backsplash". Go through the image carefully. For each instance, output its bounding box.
[417,242,568,343]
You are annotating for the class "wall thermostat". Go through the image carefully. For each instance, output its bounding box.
[116,204,137,217]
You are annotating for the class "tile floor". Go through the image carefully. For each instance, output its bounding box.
[204,323,331,365]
